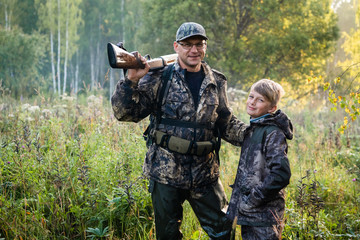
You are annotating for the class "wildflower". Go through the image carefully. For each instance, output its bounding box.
[7,161,10,164]
[25,117,35,122]
[28,105,40,113]
[22,145,25,148]
[353,178,357,182]
[42,109,52,118]
[42,109,52,114]
[314,169,317,173]
[21,103,31,111]
[62,94,75,102]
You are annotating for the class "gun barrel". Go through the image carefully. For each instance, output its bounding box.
[147,54,178,70]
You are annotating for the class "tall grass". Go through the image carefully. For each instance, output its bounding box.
[0,94,359,239]
[0,95,153,239]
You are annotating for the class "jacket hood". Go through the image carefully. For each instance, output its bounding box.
[251,110,293,140]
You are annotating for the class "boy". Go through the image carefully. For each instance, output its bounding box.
[226,79,293,240]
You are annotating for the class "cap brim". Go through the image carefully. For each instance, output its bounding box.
[177,34,208,42]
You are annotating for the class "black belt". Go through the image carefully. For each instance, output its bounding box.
[159,118,215,130]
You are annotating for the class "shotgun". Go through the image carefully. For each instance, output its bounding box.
[107,42,178,71]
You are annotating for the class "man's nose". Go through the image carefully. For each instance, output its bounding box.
[189,44,199,51]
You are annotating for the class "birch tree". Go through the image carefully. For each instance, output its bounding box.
[56,0,61,94]
[36,0,59,94]
[62,0,69,94]
[36,0,82,95]
[0,0,17,31]
[49,0,56,93]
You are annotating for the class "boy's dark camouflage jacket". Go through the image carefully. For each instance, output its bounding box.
[226,110,293,227]
[111,61,247,190]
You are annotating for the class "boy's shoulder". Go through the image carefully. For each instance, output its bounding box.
[250,124,282,143]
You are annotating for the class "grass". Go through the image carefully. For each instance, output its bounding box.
[0,94,359,239]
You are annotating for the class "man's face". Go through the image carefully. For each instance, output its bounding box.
[174,36,207,72]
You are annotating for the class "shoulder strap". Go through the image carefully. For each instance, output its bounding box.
[155,64,174,124]
[143,64,174,142]
[155,64,215,130]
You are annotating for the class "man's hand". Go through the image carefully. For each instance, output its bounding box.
[127,54,150,83]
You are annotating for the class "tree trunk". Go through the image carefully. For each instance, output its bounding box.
[57,0,61,95]
[63,0,69,94]
[120,0,124,41]
[75,50,79,94]
[90,40,95,91]
[109,69,113,102]
[5,4,12,31]
[94,14,101,89]
[95,40,100,87]
[50,31,56,94]
[5,4,8,30]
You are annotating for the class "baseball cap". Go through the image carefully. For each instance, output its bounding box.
[176,22,208,42]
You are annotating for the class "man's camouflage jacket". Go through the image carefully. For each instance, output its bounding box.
[111,61,246,190]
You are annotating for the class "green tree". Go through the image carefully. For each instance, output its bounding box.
[323,0,359,133]
[0,0,38,34]
[137,0,209,58]
[0,27,45,98]
[77,0,142,96]
[36,0,82,95]
[137,0,338,91]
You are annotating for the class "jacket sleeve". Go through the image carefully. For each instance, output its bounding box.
[250,130,291,205]
[215,78,248,146]
[111,71,162,123]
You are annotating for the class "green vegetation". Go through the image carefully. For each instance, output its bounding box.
[0,93,359,239]
[0,0,340,98]
[1,0,359,239]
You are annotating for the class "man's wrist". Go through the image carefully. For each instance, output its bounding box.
[125,76,139,88]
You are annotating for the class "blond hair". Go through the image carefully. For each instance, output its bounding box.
[250,79,285,106]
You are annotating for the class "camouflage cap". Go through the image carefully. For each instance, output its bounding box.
[176,22,208,42]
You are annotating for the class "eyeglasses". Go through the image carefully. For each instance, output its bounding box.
[177,41,206,50]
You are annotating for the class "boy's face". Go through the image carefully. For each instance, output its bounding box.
[246,90,277,118]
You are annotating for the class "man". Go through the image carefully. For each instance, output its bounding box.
[111,22,247,240]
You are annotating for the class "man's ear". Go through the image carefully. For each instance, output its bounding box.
[174,41,179,53]
[268,105,277,113]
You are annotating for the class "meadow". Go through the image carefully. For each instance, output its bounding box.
[0,92,359,239]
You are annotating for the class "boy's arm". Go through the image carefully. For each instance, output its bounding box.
[248,130,291,206]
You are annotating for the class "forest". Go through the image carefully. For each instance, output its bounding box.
[0,0,360,239]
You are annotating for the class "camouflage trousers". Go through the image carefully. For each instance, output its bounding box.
[240,224,282,240]
[149,179,232,240]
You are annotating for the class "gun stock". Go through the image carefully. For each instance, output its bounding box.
[107,42,177,70]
